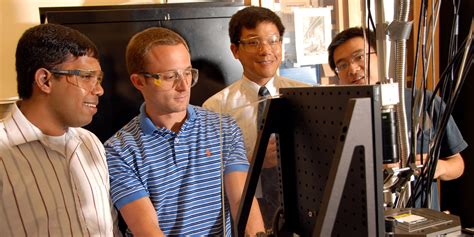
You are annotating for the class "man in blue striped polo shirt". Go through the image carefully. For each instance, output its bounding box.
[105,27,265,236]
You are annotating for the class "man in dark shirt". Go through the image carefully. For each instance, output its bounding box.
[327,27,467,208]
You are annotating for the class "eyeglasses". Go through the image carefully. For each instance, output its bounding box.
[238,34,282,53]
[335,51,376,74]
[140,68,199,90]
[49,69,104,91]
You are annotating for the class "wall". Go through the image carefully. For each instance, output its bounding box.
[1,0,38,100]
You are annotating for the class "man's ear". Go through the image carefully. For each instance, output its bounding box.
[34,68,52,93]
[130,73,145,91]
[230,43,239,60]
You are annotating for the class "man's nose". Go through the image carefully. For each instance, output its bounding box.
[348,61,362,75]
[258,41,272,53]
[92,81,104,96]
[174,76,188,91]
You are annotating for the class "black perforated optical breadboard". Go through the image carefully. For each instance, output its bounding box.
[277,85,383,236]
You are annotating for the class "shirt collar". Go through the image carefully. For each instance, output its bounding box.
[241,75,277,96]
[139,103,196,135]
[4,103,41,146]
[5,103,78,154]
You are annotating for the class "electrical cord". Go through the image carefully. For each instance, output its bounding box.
[408,20,473,207]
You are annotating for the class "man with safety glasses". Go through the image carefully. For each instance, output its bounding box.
[203,6,310,231]
[104,27,264,236]
[328,27,466,210]
[0,24,119,236]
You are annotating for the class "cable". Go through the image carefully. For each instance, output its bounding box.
[408,19,473,207]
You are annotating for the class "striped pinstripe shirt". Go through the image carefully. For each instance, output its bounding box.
[105,104,249,236]
[0,104,120,236]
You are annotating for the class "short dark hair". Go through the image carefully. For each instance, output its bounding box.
[228,6,285,45]
[15,24,99,99]
[327,27,376,72]
[126,27,189,75]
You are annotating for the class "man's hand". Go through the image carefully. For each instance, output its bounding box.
[263,134,277,168]
[383,153,464,180]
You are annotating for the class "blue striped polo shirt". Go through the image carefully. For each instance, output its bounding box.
[105,104,249,236]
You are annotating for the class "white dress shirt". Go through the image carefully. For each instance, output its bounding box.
[0,104,120,236]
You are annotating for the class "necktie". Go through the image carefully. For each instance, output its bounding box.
[257,86,270,129]
[258,86,270,98]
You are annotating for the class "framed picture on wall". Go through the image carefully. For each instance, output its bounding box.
[293,7,332,66]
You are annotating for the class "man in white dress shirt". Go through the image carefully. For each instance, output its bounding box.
[203,6,310,231]
[0,24,120,236]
